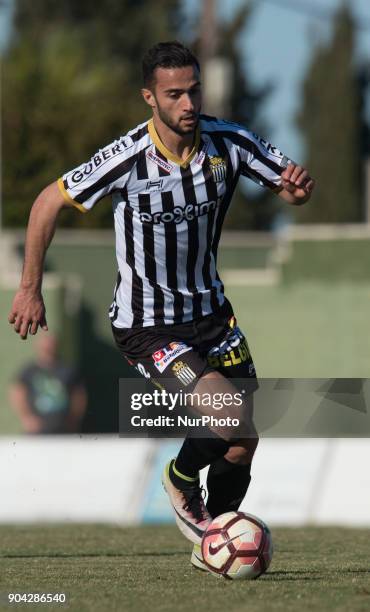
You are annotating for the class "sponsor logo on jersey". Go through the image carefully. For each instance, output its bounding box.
[152,343,192,373]
[139,200,219,225]
[68,139,131,186]
[145,179,164,192]
[168,341,182,350]
[252,133,286,161]
[207,326,252,368]
[208,156,227,182]
[171,361,197,386]
[146,150,173,174]
[194,138,211,166]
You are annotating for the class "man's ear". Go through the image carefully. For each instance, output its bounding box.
[141,88,156,110]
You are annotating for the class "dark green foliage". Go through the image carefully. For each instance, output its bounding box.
[3,1,275,230]
[296,4,363,223]
[2,0,183,227]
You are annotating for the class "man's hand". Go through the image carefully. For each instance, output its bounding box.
[8,181,71,340]
[8,289,48,340]
[279,163,315,204]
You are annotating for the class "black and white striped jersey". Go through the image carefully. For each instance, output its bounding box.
[58,114,291,329]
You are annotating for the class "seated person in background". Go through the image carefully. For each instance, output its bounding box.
[9,334,87,434]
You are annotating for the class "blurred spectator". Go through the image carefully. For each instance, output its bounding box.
[9,334,87,434]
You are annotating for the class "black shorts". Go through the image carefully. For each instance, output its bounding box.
[112,298,258,395]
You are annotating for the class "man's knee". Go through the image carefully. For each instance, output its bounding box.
[224,436,259,464]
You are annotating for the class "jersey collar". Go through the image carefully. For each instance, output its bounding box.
[148,118,200,169]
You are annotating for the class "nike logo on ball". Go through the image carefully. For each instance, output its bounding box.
[208,531,249,555]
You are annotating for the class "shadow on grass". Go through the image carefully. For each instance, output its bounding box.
[1,551,190,559]
[267,568,370,581]
[268,570,321,575]
[264,572,321,581]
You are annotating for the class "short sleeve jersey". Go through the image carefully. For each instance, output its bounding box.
[17,363,80,433]
[59,115,292,328]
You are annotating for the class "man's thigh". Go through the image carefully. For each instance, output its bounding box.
[113,313,258,435]
[119,338,256,440]
[114,323,257,395]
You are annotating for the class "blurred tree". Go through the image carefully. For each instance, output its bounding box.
[296,3,362,223]
[193,3,277,230]
[217,5,270,130]
[217,5,278,230]
[357,65,370,159]
[3,0,182,228]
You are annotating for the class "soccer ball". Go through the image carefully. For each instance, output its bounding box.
[201,511,273,580]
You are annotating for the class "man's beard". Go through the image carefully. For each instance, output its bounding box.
[156,104,199,136]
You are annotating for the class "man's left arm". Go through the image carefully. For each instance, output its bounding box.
[232,126,315,205]
[274,162,315,205]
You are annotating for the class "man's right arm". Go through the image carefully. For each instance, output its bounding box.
[9,133,137,340]
[8,181,74,340]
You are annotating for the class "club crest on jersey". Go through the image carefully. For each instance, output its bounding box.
[152,342,192,373]
[208,156,227,182]
[171,361,197,386]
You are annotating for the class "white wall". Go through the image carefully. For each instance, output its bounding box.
[0,436,152,523]
[0,436,369,526]
[239,438,370,526]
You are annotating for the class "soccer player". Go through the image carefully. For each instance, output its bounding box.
[8,41,314,571]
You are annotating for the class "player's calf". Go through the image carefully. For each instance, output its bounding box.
[206,457,253,518]
[190,370,257,442]
[224,433,259,465]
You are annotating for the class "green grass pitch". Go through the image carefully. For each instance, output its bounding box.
[0,525,369,612]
